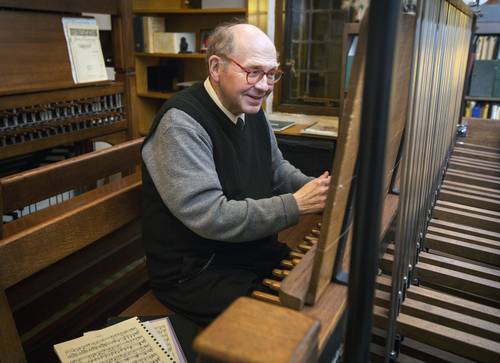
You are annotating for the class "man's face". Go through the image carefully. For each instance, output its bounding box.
[210,29,279,115]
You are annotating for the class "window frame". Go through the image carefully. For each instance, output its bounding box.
[273,0,343,116]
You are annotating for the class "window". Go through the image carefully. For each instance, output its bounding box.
[275,0,346,115]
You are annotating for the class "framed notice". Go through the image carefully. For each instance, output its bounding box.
[62,17,108,84]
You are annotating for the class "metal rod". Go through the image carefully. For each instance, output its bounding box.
[343,2,401,362]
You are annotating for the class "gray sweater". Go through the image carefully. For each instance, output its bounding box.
[142,108,312,242]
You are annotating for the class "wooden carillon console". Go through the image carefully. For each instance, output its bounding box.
[192,1,499,362]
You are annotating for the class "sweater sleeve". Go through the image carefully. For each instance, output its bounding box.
[265,114,314,194]
[142,108,300,242]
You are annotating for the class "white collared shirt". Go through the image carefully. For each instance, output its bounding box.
[204,78,245,125]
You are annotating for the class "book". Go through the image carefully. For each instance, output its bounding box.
[54,316,186,363]
[269,120,295,131]
[481,103,490,119]
[133,16,144,52]
[494,61,500,97]
[471,102,482,118]
[300,122,338,137]
[61,18,108,84]
[469,60,498,97]
[476,36,485,60]
[491,104,500,120]
[143,16,165,53]
[464,101,474,117]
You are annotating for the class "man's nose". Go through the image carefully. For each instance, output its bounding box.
[254,74,271,91]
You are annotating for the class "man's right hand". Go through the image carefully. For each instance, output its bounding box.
[293,171,331,214]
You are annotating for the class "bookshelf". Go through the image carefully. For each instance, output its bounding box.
[132,1,248,135]
[463,1,500,120]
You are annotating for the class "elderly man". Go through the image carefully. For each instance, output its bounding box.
[141,22,330,326]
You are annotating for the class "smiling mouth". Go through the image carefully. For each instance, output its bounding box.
[246,95,264,101]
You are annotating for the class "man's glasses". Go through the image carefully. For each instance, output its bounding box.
[224,56,283,85]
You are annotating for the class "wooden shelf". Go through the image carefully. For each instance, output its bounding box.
[133,8,246,15]
[135,52,206,59]
[137,91,176,100]
[465,96,500,102]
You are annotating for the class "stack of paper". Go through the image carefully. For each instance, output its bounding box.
[54,317,186,363]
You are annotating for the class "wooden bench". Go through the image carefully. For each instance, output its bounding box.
[0,137,169,361]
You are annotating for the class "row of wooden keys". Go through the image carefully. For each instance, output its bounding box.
[251,223,322,305]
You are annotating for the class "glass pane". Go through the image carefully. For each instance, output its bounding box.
[281,0,346,109]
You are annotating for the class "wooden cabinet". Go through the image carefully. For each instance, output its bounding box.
[132,1,248,135]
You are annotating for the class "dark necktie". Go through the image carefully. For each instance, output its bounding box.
[236,117,245,131]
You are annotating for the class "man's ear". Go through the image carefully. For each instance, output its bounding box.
[208,55,223,82]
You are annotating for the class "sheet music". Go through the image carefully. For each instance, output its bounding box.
[143,318,187,363]
[54,317,173,363]
[62,18,108,84]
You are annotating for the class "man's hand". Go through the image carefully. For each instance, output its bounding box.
[293,171,331,214]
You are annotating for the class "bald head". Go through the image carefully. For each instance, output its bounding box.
[206,22,277,63]
[230,24,277,59]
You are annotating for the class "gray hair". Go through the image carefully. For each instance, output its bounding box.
[206,19,246,62]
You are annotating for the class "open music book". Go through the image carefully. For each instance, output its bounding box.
[54,317,186,363]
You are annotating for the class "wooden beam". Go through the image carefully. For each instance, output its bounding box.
[194,297,320,363]
[401,298,500,342]
[451,155,500,169]
[426,226,500,248]
[418,251,500,282]
[383,249,500,286]
[443,180,500,197]
[425,233,500,266]
[453,147,500,164]
[416,262,500,301]
[405,285,500,326]
[397,313,500,363]
[279,245,316,310]
[445,170,500,189]
[429,219,500,241]
[433,206,500,232]
[1,138,143,212]
[436,200,500,219]
[439,190,500,212]
[0,175,141,288]
[448,160,500,178]
[455,142,500,155]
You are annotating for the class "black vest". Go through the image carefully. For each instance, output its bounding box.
[142,82,276,288]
